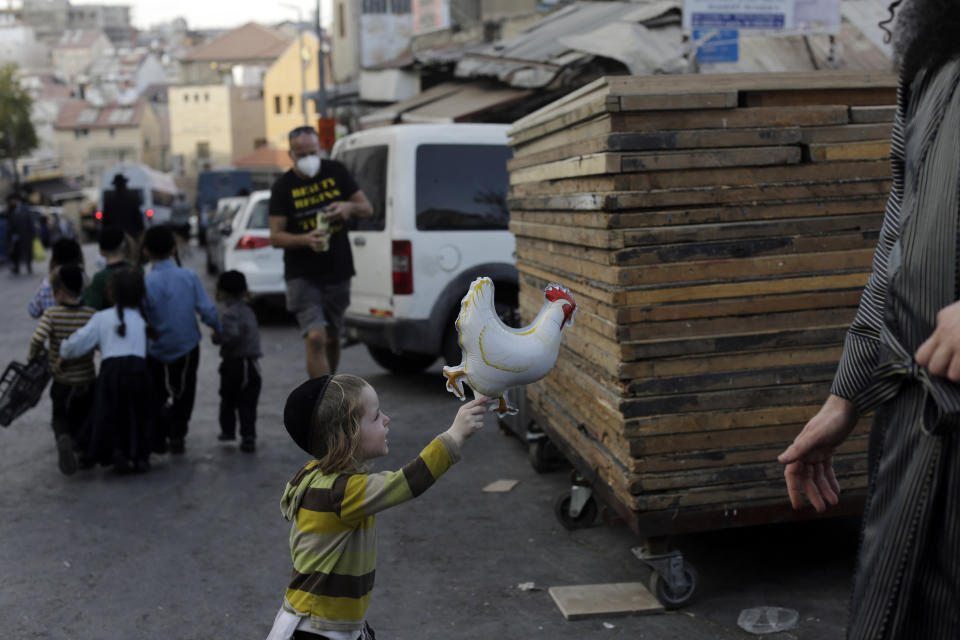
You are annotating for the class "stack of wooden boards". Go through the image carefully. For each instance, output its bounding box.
[508,72,897,536]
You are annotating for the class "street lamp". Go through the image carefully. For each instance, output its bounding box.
[280,2,310,126]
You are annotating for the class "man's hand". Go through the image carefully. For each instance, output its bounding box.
[445,396,488,448]
[916,299,960,381]
[778,394,858,512]
[323,201,353,222]
[302,230,326,252]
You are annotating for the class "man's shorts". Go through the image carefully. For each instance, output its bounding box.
[284,278,351,337]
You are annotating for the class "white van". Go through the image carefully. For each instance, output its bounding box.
[96,163,178,227]
[333,124,518,373]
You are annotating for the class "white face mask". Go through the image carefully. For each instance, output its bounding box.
[295,155,321,178]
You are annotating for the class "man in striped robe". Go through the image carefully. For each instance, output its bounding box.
[779,2,960,637]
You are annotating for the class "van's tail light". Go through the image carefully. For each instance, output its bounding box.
[146,209,154,218]
[95,211,102,220]
[235,235,271,250]
[392,240,412,295]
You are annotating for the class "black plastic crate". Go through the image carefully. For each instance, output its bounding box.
[0,350,50,427]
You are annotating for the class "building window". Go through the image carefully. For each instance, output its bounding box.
[254,138,267,149]
[392,0,411,13]
[287,95,294,112]
[338,2,346,37]
[362,0,387,14]
[183,94,189,102]
[109,128,115,137]
[197,141,210,159]
[194,93,200,102]
[274,95,281,114]
[204,92,209,102]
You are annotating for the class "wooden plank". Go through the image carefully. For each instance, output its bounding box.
[740,87,895,107]
[510,91,739,146]
[510,196,887,229]
[807,140,890,162]
[619,382,833,419]
[508,127,806,170]
[509,146,802,185]
[548,583,663,621]
[509,158,892,196]
[510,179,892,211]
[512,106,849,156]
[616,306,859,342]
[516,226,881,270]
[799,123,893,144]
[518,245,874,287]
[849,105,896,123]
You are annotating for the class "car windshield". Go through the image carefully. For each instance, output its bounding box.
[415,144,511,231]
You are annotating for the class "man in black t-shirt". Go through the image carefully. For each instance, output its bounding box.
[268,126,373,377]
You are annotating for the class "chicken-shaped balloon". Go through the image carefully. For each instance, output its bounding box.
[443,277,576,417]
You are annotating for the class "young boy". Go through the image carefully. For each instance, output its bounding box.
[28,265,96,475]
[83,227,133,310]
[142,226,221,455]
[28,238,85,318]
[212,270,261,452]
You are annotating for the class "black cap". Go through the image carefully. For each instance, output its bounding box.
[284,376,332,455]
[112,173,128,186]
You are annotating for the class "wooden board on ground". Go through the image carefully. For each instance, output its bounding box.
[548,582,664,620]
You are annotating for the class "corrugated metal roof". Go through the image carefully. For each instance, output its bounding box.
[445,0,892,87]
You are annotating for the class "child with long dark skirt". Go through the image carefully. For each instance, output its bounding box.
[61,267,156,473]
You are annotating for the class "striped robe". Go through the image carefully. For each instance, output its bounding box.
[278,433,461,634]
[28,303,96,385]
[831,59,960,639]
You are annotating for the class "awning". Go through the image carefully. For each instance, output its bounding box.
[26,178,85,203]
[358,82,465,128]
[399,82,532,124]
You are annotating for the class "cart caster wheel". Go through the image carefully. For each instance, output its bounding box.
[554,492,598,530]
[648,565,697,610]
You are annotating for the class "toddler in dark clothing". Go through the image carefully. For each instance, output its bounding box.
[212,270,261,452]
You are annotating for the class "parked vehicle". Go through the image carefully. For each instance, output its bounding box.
[195,169,253,245]
[204,196,247,274]
[218,190,285,301]
[332,123,517,374]
[96,163,178,229]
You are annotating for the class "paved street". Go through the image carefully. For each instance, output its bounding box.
[0,244,861,639]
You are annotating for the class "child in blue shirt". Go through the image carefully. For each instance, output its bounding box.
[141,226,221,455]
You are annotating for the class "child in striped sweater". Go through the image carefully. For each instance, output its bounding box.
[266,375,488,640]
[28,264,95,475]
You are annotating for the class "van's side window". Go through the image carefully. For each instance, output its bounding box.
[415,144,511,231]
[338,145,388,232]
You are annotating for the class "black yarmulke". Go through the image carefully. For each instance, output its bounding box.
[284,376,332,455]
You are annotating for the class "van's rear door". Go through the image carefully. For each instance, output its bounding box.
[335,140,392,318]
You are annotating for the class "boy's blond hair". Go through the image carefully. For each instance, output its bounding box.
[309,374,370,474]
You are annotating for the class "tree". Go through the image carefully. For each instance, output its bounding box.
[0,63,38,187]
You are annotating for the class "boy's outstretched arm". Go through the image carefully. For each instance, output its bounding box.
[336,396,490,522]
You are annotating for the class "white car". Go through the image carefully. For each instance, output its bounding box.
[204,196,247,274]
[220,190,285,301]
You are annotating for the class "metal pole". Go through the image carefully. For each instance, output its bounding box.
[299,26,308,124]
[316,0,327,118]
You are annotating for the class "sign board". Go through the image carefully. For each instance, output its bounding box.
[693,29,740,63]
[684,0,839,34]
[683,0,795,32]
[794,0,841,34]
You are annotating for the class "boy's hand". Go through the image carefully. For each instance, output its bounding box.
[446,395,488,448]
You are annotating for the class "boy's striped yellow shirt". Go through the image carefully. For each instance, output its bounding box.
[279,433,461,633]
